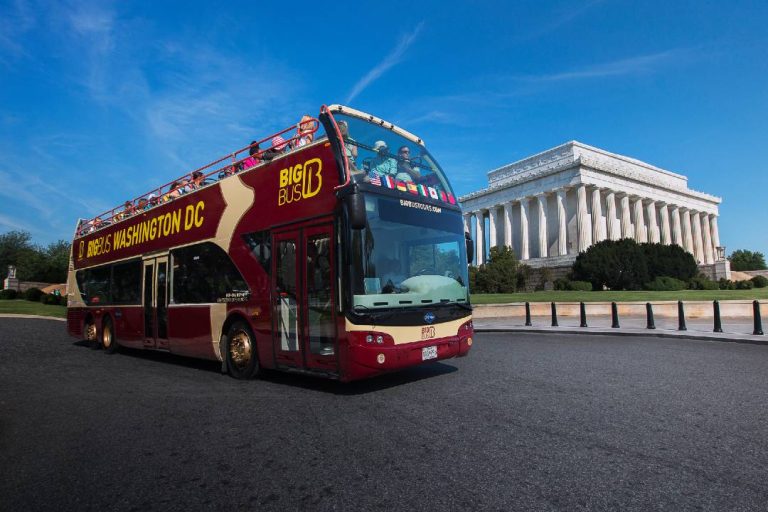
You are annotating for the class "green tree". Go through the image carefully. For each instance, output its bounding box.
[474,246,519,293]
[0,231,70,283]
[729,249,767,271]
[39,240,71,283]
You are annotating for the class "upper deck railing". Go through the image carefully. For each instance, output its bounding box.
[74,117,321,239]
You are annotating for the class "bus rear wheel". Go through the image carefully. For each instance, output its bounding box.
[226,321,260,380]
[84,318,98,349]
[101,317,118,354]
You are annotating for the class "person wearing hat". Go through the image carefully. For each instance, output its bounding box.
[262,135,289,162]
[294,115,315,148]
[370,140,397,178]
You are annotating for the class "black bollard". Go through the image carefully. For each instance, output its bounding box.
[754,300,764,336]
[579,302,588,328]
[525,302,532,326]
[646,302,656,330]
[713,300,723,333]
[677,300,687,331]
[551,302,559,327]
[611,302,620,328]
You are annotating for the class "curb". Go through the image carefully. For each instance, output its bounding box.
[475,326,768,346]
[0,314,66,322]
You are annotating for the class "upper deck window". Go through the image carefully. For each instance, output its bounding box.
[333,113,457,205]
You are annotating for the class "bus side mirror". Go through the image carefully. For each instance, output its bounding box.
[465,232,474,264]
[346,192,366,230]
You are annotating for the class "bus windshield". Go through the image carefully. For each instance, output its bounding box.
[350,194,470,310]
[333,112,456,199]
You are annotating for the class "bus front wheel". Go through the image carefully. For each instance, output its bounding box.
[225,321,260,380]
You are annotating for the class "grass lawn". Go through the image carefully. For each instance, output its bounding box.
[0,300,66,318]
[471,288,768,304]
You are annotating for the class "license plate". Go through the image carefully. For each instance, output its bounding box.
[422,346,437,361]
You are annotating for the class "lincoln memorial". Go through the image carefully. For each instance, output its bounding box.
[459,141,730,279]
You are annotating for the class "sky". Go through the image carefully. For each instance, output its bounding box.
[1,0,766,256]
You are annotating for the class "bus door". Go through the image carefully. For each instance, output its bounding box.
[143,256,169,349]
[271,225,337,371]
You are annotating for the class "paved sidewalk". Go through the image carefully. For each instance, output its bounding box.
[474,315,766,344]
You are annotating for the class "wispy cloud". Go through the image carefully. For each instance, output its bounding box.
[346,22,425,104]
[0,0,36,65]
[518,0,606,41]
[65,3,116,98]
[517,49,690,83]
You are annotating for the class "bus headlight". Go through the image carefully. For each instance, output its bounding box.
[376,335,384,344]
[366,335,374,344]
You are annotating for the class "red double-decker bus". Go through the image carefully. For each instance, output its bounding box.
[67,105,473,381]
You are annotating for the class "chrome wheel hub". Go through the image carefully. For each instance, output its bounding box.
[230,331,252,369]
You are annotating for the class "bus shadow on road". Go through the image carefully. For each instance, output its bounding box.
[71,340,458,393]
[259,362,459,395]
[72,341,222,373]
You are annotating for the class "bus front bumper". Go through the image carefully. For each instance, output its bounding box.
[346,335,473,381]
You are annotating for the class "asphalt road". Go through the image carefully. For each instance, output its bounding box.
[2,318,768,511]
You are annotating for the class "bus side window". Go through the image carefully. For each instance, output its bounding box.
[243,231,271,275]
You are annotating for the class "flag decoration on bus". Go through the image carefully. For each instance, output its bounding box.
[367,172,456,204]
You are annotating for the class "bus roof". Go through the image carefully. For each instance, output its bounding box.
[327,105,426,147]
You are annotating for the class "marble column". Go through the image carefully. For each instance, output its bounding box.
[556,189,568,256]
[646,200,659,243]
[671,206,683,246]
[692,211,704,263]
[474,211,484,265]
[577,185,591,252]
[605,191,619,240]
[503,202,513,249]
[463,214,471,234]
[591,188,603,244]
[519,198,530,260]
[710,215,721,258]
[537,194,548,258]
[488,206,498,249]
[659,204,671,245]
[620,194,632,239]
[633,198,647,243]
[702,214,713,264]
[682,209,694,255]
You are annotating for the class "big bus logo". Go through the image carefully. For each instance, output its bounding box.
[278,157,323,206]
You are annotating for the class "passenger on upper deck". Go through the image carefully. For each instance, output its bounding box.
[369,141,397,178]
[189,171,211,190]
[339,121,358,170]
[241,141,261,171]
[262,136,289,162]
[294,115,315,148]
[164,181,182,202]
[137,198,149,211]
[395,145,421,182]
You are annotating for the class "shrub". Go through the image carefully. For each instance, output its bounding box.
[568,280,593,291]
[23,287,43,302]
[751,275,768,288]
[644,276,688,291]
[59,294,68,306]
[736,279,754,290]
[718,278,735,290]
[0,289,19,300]
[554,278,570,291]
[40,294,61,305]
[689,277,719,290]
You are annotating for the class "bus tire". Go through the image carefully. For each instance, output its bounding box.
[225,321,260,380]
[100,317,118,354]
[84,316,99,349]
